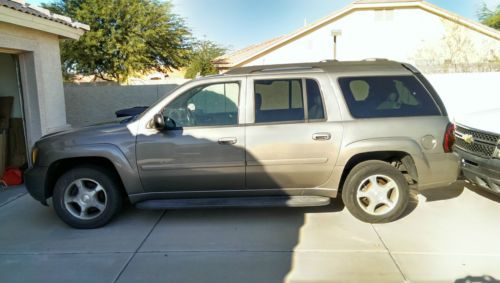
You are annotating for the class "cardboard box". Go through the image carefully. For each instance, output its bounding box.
[0,131,6,177]
[7,118,27,167]
[0,97,14,131]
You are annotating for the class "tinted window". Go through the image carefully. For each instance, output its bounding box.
[254,79,304,123]
[306,79,325,120]
[163,82,239,127]
[338,76,441,118]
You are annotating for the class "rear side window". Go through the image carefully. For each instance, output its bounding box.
[253,79,326,123]
[338,76,441,118]
[254,79,305,123]
[307,79,325,120]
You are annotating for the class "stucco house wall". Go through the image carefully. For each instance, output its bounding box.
[0,22,67,133]
[0,0,87,151]
[0,22,67,147]
[245,8,500,70]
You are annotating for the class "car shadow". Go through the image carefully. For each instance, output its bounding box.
[465,182,500,203]
[455,275,500,283]
[420,181,466,202]
[396,181,466,221]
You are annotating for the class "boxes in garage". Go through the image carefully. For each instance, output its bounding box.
[0,97,13,131]
[7,118,27,167]
[0,96,14,177]
[0,131,6,177]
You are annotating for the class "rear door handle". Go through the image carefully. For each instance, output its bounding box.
[218,137,237,145]
[312,132,331,141]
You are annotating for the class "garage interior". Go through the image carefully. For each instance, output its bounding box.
[0,52,27,184]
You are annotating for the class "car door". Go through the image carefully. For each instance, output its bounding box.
[136,79,246,193]
[245,74,342,190]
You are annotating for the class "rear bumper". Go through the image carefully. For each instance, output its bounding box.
[24,166,49,205]
[418,152,460,190]
[455,148,500,195]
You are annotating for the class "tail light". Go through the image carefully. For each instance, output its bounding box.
[443,123,455,153]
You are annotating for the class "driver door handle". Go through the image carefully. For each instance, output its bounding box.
[218,137,237,145]
[312,132,331,141]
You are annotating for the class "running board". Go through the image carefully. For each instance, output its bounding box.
[135,196,331,210]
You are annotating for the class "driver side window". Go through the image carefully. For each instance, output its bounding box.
[163,82,239,128]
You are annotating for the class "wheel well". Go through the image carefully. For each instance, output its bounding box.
[339,151,418,192]
[44,157,126,199]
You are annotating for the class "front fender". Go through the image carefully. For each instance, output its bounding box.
[40,143,143,195]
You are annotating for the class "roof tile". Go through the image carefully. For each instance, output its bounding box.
[0,0,89,30]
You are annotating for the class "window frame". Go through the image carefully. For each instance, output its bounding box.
[249,77,328,126]
[161,81,242,130]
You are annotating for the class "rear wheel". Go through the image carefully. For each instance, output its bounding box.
[53,166,123,229]
[342,161,409,223]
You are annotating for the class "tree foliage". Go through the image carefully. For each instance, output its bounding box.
[185,40,226,79]
[43,0,192,83]
[478,4,500,30]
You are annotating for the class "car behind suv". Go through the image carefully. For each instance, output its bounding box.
[454,109,500,195]
[26,60,459,228]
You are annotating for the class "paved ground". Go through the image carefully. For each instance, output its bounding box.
[1,182,500,283]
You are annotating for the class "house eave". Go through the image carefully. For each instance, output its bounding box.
[0,6,85,39]
[223,0,500,69]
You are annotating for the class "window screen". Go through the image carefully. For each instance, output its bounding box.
[338,76,441,118]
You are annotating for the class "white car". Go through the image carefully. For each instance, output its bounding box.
[454,108,500,194]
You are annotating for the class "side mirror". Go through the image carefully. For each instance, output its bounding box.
[153,113,165,129]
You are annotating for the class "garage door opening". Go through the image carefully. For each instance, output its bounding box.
[0,52,28,184]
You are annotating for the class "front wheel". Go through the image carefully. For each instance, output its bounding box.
[342,161,410,223]
[53,166,123,229]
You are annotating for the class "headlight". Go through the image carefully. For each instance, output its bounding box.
[31,147,39,165]
[495,146,500,159]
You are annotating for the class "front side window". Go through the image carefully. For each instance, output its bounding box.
[338,76,440,118]
[163,82,239,127]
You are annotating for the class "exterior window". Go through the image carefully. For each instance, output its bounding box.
[338,76,440,118]
[254,79,304,123]
[306,79,325,120]
[163,82,239,127]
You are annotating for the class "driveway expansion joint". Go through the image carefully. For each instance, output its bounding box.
[0,192,27,209]
[113,210,166,283]
[371,224,409,283]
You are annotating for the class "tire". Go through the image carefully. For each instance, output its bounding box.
[342,160,410,223]
[53,166,123,229]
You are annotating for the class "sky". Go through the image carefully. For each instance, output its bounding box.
[28,0,499,51]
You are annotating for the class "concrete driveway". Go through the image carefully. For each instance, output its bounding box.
[1,182,500,283]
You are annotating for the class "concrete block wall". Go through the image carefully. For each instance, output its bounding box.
[64,84,180,127]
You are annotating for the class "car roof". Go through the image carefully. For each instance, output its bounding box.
[223,59,412,76]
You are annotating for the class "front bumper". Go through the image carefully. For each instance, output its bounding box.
[24,166,50,205]
[455,147,500,195]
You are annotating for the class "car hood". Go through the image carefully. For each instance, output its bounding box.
[37,122,134,148]
[454,108,500,135]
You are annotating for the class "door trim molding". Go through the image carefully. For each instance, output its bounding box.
[246,157,328,166]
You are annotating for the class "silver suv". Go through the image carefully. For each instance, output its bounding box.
[25,60,459,228]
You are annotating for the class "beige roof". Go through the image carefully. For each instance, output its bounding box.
[215,0,500,69]
[213,35,286,68]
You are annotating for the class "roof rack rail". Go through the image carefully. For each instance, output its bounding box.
[363,58,389,62]
[251,66,318,73]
